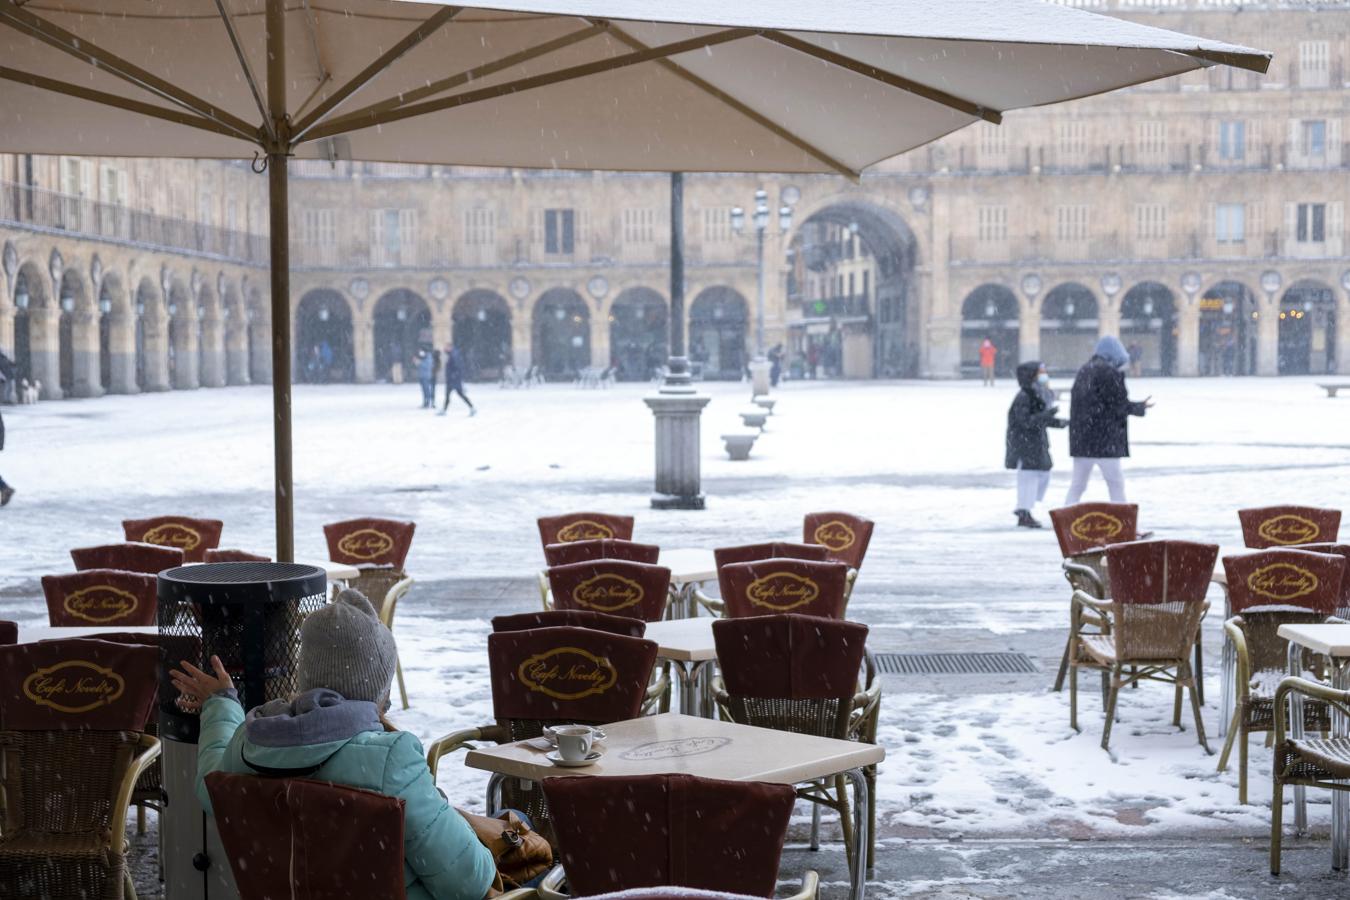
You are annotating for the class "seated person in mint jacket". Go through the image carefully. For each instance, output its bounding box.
[171,589,495,900]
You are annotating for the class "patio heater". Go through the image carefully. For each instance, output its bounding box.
[157,562,328,900]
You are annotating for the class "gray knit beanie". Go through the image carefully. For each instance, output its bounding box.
[298,588,398,707]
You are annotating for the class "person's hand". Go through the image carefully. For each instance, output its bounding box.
[170,655,235,713]
[1143,396,1156,408]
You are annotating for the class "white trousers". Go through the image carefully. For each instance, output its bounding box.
[1064,457,1126,504]
[1016,466,1051,511]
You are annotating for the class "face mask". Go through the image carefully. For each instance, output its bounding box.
[1037,373,1050,385]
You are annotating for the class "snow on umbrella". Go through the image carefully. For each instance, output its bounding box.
[0,0,1269,557]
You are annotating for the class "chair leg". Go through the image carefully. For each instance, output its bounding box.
[1194,631,1205,706]
[1238,722,1249,803]
[396,656,409,711]
[1069,657,1080,732]
[1185,663,1211,754]
[1101,670,1121,751]
[835,774,855,875]
[125,870,139,900]
[1270,772,1285,875]
[866,765,877,872]
[810,786,821,850]
[1053,632,1072,692]
[1217,708,1241,772]
[137,802,147,835]
[1173,680,1183,728]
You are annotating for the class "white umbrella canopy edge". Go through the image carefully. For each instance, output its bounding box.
[0,0,1270,563]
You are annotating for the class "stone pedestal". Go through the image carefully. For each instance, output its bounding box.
[645,388,711,510]
[749,357,771,397]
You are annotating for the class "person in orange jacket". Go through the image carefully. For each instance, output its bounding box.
[979,337,998,386]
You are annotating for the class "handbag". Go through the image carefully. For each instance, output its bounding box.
[458,808,554,894]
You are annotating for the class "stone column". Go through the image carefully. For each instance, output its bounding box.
[1019,301,1041,363]
[644,392,712,509]
[141,311,171,392]
[107,312,138,394]
[1097,294,1121,338]
[353,317,375,383]
[68,309,102,397]
[1175,298,1201,377]
[225,317,250,385]
[1338,290,1350,375]
[30,307,62,400]
[199,315,226,387]
[172,316,200,389]
[512,312,532,370]
[1256,295,1280,376]
[0,301,12,361]
[249,315,273,384]
[589,307,607,371]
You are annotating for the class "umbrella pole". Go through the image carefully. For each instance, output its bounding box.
[266,0,294,562]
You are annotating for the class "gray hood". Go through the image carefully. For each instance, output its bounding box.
[243,687,382,753]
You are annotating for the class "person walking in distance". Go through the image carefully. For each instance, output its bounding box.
[0,400,13,506]
[1006,361,1065,528]
[416,349,435,409]
[438,343,476,417]
[1065,335,1153,504]
[979,337,998,386]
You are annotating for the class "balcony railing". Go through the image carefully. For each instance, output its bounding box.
[0,181,267,263]
[949,229,1286,265]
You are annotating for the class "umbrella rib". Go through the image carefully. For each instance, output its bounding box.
[0,64,252,141]
[0,0,261,142]
[301,27,757,145]
[762,31,1002,126]
[311,22,608,132]
[212,0,273,142]
[603,22,857,181]
[290,5,463,141]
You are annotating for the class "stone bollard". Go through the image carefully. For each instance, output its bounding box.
[721,431,759,460]
[739,409,768,430]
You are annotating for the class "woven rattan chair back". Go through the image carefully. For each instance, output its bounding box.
[543,773,797,898]
[1238,505,1341,549]
[204,548,271,563]
[1222,549,1345,615]
[205,772,408,900]
[546,559,671,622]
[1105,540,1218,661]
[543,538,660,567]
[1049,503,1140,558]
[41,569,158,627]
[492,609,647,638]
[323,517,416,569]
[1297,543,1350,618]
[803,512,875,570]
[713,541,829,570]
[346,567,407,615]
[70,541,184,576]
[536,512,635,548]
[718,559,849,620]
[122,516,224,563]
[1237,611,1333,702]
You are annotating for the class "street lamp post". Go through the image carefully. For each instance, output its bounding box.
[731,188,792,396]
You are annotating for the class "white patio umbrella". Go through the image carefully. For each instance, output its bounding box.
[0,0,1269,560]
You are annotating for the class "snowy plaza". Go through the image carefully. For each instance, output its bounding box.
[5,375,1350,896]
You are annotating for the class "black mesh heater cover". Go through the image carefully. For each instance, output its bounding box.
[157,562,327,742]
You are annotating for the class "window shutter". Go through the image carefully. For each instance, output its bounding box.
[1285,202,1299,243]
[1329,119,1343,165]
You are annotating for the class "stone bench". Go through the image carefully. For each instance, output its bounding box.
[721,431,759,460]
[1318,383,1350,398]
[739,409,769,430]
[753,397,776,415]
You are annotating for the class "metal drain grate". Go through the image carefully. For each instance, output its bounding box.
[873,652,1039,675]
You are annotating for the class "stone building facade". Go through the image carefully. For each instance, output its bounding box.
[4,2,1349,397]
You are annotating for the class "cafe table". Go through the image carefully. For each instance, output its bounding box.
[643,618,717,716]
[1278,622,1350,869]
[465,711,883,900]
[661,548,718,619]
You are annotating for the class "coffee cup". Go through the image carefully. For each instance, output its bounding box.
[554,724,595,762]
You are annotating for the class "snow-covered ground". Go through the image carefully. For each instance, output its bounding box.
[4,375,1349,841]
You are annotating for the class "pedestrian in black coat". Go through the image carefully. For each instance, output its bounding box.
[438,344,477,416]
[1006,360,1065,528]
[1065,335,1153,503]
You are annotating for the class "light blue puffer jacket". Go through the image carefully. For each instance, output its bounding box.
[196,688,495,900]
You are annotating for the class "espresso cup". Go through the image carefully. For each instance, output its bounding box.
[554,725,595,762]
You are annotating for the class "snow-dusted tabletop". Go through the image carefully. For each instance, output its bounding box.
[643,618,717,661]
[662,548,718,585]
[1276,623,1350,658]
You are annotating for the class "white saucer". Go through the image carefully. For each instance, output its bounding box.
[546,750,602,768]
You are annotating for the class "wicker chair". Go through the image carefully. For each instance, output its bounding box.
[537,512,635,548]
[203,548,270,563]
[1238,505,1341,549]
[1069,539,1218,752]
[711,615,880,874]
[803,512,874,607]
[717,559,849,620]
[70,542,184,576]
[546,559,671,622]
[492,609,647,638]
[204,772,408,899]
[1270,676,1350,875]
[1216,549,1347,803]
[41,570,158,627]
[539,774,815,900]
[0,639,162,900]
[343,567,413,710]
[323,517,416,569]
[122,515,223,563]
[425,626,659,847]
[1049,503,1146,694]
[692,542,828,617]
[1299,543,1350,618]
[543,539,660,568]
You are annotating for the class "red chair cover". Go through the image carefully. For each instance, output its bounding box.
[41,570,158,627]
[1223,549,1346,615]
[1049,503,1141,558]
[1300,543,1350,611]
[713,542,828,570]
[0,638,159,731]
[1104,540,1219,605]
[713,615,869,700]
[544,774,795,898]
[488,626,656,724]
[546,560,671,622]
[205,772,407,900]
[70,542,185,575]
[718,559,849,619]
[323,517,416,568]
[493,610,647,638]
[204,548,271,563]
[0,621,16,645]
[1238,506,1342,549]
[543,539,660,567]
[802,512,875,570]
[537,513,635,548]
[122,516,223,563]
